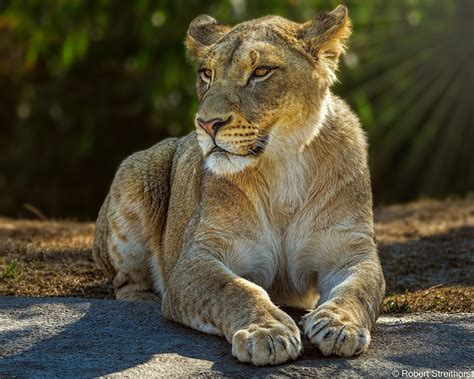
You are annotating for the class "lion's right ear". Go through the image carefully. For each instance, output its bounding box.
[299,5,352,69]
[185,15,230,62]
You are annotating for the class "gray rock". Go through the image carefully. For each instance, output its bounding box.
[0,297,472,378]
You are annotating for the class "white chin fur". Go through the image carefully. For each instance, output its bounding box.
[205,153,254,175]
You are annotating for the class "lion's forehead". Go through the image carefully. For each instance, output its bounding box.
[234,41,286,66]
[206,33,290,72]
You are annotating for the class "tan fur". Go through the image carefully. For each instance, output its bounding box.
[93,5,385,366]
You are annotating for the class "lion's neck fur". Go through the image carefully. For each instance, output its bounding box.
[233,90,333,215]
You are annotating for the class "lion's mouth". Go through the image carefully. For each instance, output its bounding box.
[209,145,256,158]
[208,134,269,158]
[210,145,227,154]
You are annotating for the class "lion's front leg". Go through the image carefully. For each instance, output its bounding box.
[302,233,385,357]
[162,251,302,366]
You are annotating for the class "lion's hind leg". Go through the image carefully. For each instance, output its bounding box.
[93,139,177,302]
[93,190,158,302]
[108,209,159,302]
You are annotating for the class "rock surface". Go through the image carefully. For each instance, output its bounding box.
[0,297,472,378]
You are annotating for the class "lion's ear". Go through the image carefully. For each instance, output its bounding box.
[185,15,230,62]
[299,5,352,68]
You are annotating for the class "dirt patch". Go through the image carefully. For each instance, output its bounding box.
[1,196,473,313]
[0,220,113,299]
[375,196,474,313]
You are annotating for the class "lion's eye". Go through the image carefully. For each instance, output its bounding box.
[249,67,277,84]
[199,69,212,82]
[253,67,271,77]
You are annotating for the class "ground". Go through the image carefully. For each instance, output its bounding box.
[0,197,473,313]
[1,298,472,377]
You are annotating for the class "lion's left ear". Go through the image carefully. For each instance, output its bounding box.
[185,15,230,63]
[298,5,352,68]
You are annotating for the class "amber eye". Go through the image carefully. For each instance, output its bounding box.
[199,69,212,82]
[253,67,270,77]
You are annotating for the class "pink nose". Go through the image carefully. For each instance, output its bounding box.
[197,117,228,138]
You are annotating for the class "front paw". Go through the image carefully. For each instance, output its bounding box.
[303,306,370,357]
[232,307,303,366]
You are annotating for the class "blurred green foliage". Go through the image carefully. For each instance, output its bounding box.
[0,0,472,219]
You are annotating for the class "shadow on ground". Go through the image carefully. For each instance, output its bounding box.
[1,297,472,377]
[379,225,474,292]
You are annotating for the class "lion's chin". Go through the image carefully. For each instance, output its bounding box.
[205,152,255,176]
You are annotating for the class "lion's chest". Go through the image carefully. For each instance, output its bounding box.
[225,153,321,304]
[228,200,318,300]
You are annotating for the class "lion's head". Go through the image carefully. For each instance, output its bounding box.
[186,5,351,175]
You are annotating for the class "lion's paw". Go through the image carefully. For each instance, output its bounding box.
[303,307,370,357]
[232,308,302,366]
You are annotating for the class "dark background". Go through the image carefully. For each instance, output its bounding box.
[0,0,473,220]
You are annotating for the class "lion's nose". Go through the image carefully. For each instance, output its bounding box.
[197,116,231,138]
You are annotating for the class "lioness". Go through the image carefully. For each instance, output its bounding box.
[93,5,385,366]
